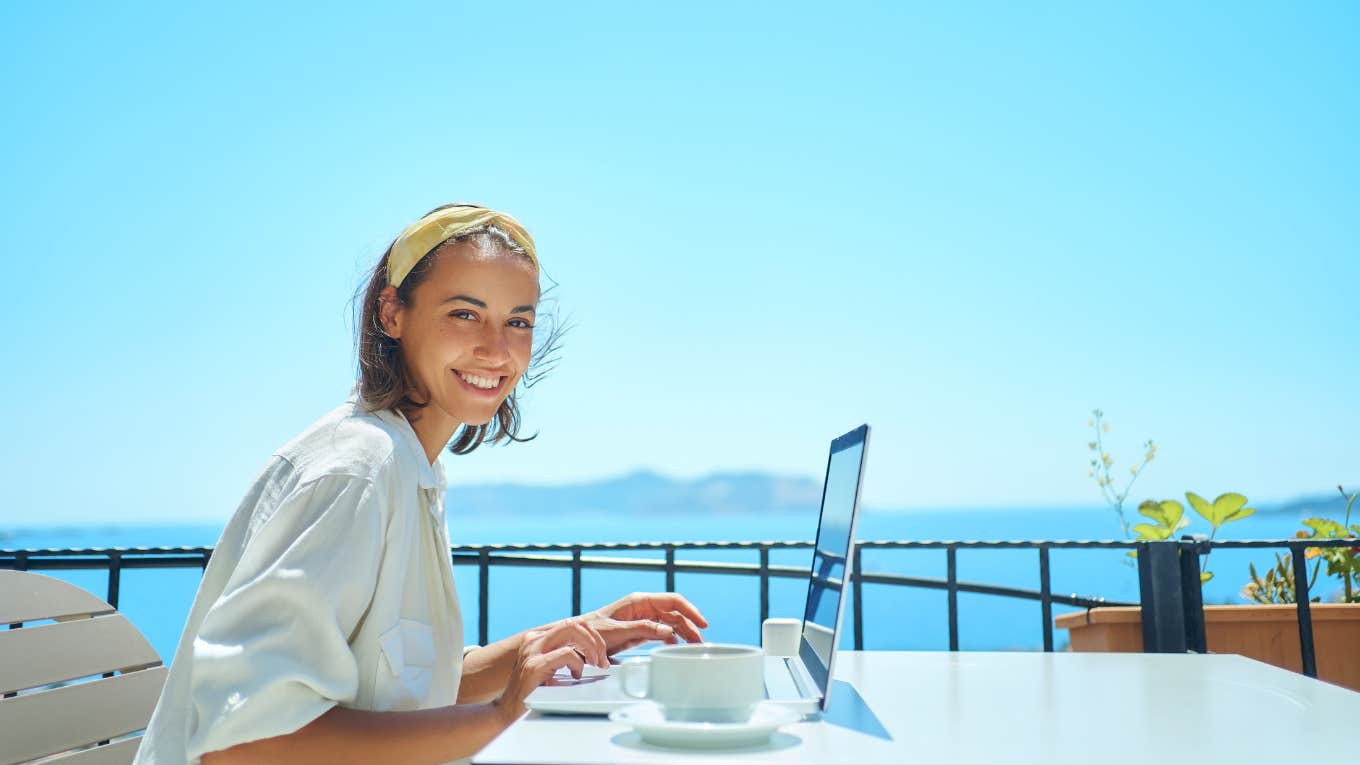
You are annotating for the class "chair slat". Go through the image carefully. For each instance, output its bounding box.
[0,666,166,765]
[0,614,162,694]
[0,570,114,624]
[40,736,142,765]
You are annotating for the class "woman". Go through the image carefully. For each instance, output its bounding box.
[134,203,708,765]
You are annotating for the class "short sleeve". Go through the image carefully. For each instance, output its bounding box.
[185,474,384,761]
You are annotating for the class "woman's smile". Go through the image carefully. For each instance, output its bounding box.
[452,368,507,397]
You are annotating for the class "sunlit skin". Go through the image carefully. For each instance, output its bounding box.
[378,240,540,464]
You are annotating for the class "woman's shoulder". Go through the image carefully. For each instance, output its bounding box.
[272,397,407,486]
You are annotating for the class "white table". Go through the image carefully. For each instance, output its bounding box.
[474,650,1360,764]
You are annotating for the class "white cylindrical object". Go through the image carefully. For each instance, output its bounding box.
[640,643,763,722]
[762,617,802,657]
[620,657,651,699]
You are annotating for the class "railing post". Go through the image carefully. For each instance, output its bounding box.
[853,545,864,651]
[664,545,676,593]
[478,549,490,647]
[1290,541,1319,678]
[1038,545,1053,652]
[946,545,959,651]
[570,546,582,617]
[758,546,770,631]
[107,551,122,609]
[1178,535,1207,654]
[1137,540,1187,652]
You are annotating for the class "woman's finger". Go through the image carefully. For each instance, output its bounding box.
[632,592,710,629]
[611,636,649,654]
[547,618,608,668]
[613,618,676,647]
[564,619,608,667]
[660,593,709,628]
[534,643,586,682]
[653,610,704,643]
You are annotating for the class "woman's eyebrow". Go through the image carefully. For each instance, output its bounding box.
[441,294,536,314]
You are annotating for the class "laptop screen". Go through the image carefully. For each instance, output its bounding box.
[797,424,869,709]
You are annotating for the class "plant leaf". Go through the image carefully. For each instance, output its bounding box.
[1186,491,1212,522]
[1212,492,1247,514]
[1207,492,1247,527]
[1137,499,1163,521]
[1224,506,1256,523]
[1161,500,1186,530]
[1133,523,1172,541]
[1200,571,1213,583]
[1303,517,1346,538]
[1137,499,1185,530]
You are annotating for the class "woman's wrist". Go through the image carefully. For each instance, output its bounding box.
[489,695,525,727]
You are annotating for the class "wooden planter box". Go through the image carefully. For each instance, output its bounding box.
[1055,604,1360,692]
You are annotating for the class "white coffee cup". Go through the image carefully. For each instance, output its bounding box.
[620,643,764,723]
[762,617,801,657]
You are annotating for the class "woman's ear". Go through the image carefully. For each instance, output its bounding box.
[378,285,403,339]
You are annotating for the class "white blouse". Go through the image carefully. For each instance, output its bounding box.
[134,388,473,764]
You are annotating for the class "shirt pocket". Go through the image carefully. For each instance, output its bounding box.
[373,618,437,711]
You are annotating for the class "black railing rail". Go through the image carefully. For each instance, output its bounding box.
[3,538,1354,675]
[0,540,1130,650]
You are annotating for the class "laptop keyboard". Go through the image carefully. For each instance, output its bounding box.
[763,656,805,701]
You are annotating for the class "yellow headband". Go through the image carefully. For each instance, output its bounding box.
[387,205,538,287]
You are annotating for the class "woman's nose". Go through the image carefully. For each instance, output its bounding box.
[474,325,510,362]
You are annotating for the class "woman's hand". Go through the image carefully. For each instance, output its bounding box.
[492,617,609,723]
[582,592,710,655]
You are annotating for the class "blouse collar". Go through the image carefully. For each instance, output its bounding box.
[348,385,448,493]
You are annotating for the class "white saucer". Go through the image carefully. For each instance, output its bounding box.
[609,701,801,749]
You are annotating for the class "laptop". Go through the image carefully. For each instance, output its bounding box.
[525,424,870,716]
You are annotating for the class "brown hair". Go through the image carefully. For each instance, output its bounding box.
[350,202,567,455]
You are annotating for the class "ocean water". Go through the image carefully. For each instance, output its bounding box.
[0,507,1327,667]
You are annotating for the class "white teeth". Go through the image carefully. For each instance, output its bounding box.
[457,371,498,390]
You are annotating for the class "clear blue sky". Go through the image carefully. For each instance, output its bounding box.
[2,2,1356,525]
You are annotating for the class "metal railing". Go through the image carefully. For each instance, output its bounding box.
[3,538,1354,676]
[1135,536,1358,679]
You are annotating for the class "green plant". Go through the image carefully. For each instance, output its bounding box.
[1083,409,1255,583]
[1132,492,1256,583]
[1244,486,1360,604]
[1085,409,1156,538]
[1083,411,1359,598]
[1242,553,1317,604]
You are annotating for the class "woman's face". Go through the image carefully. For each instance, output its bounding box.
[380,239,539,430]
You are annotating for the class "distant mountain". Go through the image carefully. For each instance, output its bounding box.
[1261,489,1357,518]
[444,471,1357,520]
[446,470,824,517]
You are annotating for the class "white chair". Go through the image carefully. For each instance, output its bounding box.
[0,569,166,765]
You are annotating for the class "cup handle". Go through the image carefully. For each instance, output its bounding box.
[620,657,650,699]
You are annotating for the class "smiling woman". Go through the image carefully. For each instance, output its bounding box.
[130,203,709,765]
[354,202,568,460]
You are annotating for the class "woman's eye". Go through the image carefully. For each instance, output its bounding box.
[449,310,476,320]
[509,318,534,329]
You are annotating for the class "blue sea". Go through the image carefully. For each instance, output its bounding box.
[0,507,1329,667]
